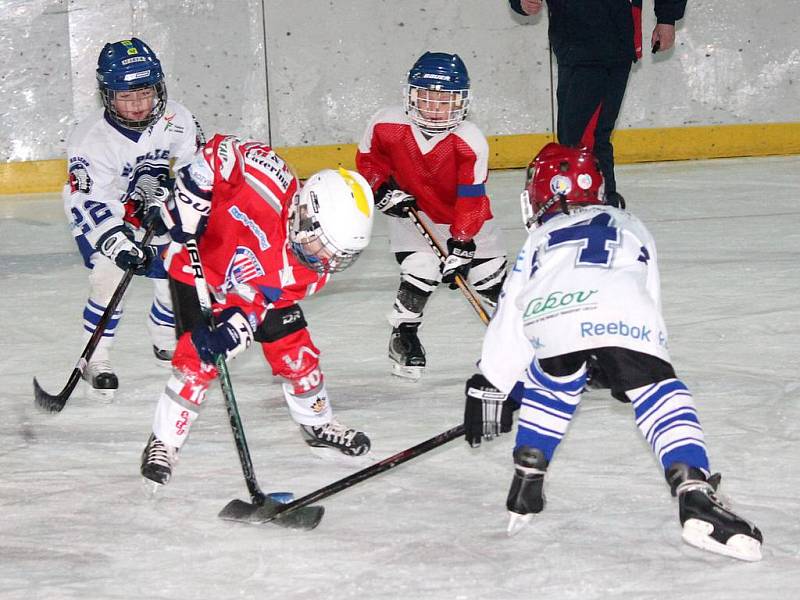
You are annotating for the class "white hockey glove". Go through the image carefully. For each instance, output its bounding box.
[191,307,254,364]
[375,188,417,218]
[464,373,516,448]
[161,166,212,243]
[441,237,476,289]
[96,227,155,276]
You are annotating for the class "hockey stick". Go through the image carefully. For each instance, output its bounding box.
[33,222,158,413]
[405,206,491,325]
[253,424,465,524]
[183,237,324,530]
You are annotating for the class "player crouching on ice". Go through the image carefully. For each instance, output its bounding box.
[140,134,374,487]
[462,143,763,561]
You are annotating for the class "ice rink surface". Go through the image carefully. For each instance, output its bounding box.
[1,156,799,599]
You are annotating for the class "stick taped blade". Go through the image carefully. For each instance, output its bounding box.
[218,498,324,530]
[33,377,67,413]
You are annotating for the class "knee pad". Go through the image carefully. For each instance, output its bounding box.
[398,251,442,294]
[254,304,308,343]
[469,256,507,303]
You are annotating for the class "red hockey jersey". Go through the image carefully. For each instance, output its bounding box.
[356,106,493,240]
[169,134,329,320]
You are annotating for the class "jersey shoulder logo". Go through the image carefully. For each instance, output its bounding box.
[243,146,292,193]
[68,157,93,194]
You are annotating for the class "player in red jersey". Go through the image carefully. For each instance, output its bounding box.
[140,134,375,487]
[356,52,507,380]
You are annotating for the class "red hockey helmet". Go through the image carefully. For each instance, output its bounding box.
[520,142,604,229]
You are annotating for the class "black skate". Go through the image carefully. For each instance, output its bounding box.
[152,345,174,365]
[389,323,426,380]
[300,419,371,457]
[141,433,180,489]
[667,463,763,561]
[506,446,548,536]
[82,359,118,401]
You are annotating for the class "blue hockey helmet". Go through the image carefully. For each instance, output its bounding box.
[404,52,471,134]
[96,38,167,131]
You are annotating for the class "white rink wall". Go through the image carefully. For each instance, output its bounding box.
[1,0,798,161]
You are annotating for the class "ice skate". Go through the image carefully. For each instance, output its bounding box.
[668,464,763,562]
[300,418,371,458]
[506,446,547,536]
[82,358,118,402]
[152,345,174,367]
[141,433,180,492]
[389,323,426,380]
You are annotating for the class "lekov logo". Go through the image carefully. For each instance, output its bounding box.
[523,289,598,319]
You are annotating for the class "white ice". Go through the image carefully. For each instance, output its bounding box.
[1,157,799,600]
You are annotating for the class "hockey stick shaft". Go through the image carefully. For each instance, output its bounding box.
[33,222,158,412]
[268,424,465,522]
[405,207,491,325]
[184,237,267,504]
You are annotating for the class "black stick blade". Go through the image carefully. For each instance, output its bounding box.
[33,377,69,413]
[218,498,324,530]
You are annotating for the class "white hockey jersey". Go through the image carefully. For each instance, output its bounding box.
[480,205,671,393]
[63,100,202,248]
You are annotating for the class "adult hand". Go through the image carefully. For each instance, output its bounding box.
[521,0,544,16]
[652,23,676,52]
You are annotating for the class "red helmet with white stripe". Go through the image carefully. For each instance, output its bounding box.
[520,143,604,229]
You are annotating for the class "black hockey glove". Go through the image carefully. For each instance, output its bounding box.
[375,187,417,218]
[464,373,516,448]
[97,227,154,276]
[191,307,254,365]
[441,237,475,289]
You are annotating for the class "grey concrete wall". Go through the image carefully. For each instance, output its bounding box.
[1,0,798,162]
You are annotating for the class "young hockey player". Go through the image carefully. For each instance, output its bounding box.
[463,143,763,561]
[63,38,204,400]
[356,51,507,380]
[140,134,374,487]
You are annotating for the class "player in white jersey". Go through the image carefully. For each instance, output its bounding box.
[63,38,203,400]
[462,143,763,561]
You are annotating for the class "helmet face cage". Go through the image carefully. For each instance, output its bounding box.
[96,38,167,131]
[404,52,471,134]
[99,81,167,131]
[288,193,361,274]
[404,85,470,134]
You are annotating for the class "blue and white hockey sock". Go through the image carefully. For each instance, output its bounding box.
[627,379,710,473]
[148,296,176,351]
[514,359,587,462]
[82,298,122,356]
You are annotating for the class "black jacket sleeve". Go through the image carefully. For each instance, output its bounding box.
[509,0,526,16]
[654,0,687,25]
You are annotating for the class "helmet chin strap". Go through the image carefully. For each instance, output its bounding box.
[530,193,566,227]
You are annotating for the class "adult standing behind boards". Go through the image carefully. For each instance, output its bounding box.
[509,0,687,208]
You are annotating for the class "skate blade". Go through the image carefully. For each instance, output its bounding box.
[304,444,372,465]
[391,363,424,381]
[218,498,324,530]
[506,511,535,537]
[140,477,164,499]
[682,518,762,562]
[85,384,116,403]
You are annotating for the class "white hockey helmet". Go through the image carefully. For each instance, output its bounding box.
[288,168,374,273]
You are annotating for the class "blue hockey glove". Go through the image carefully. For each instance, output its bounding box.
[441,237,476,289]
[464,373,516,448]
[191,307,254,364]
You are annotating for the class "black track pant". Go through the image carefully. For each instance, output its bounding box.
[556,62,631,194]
